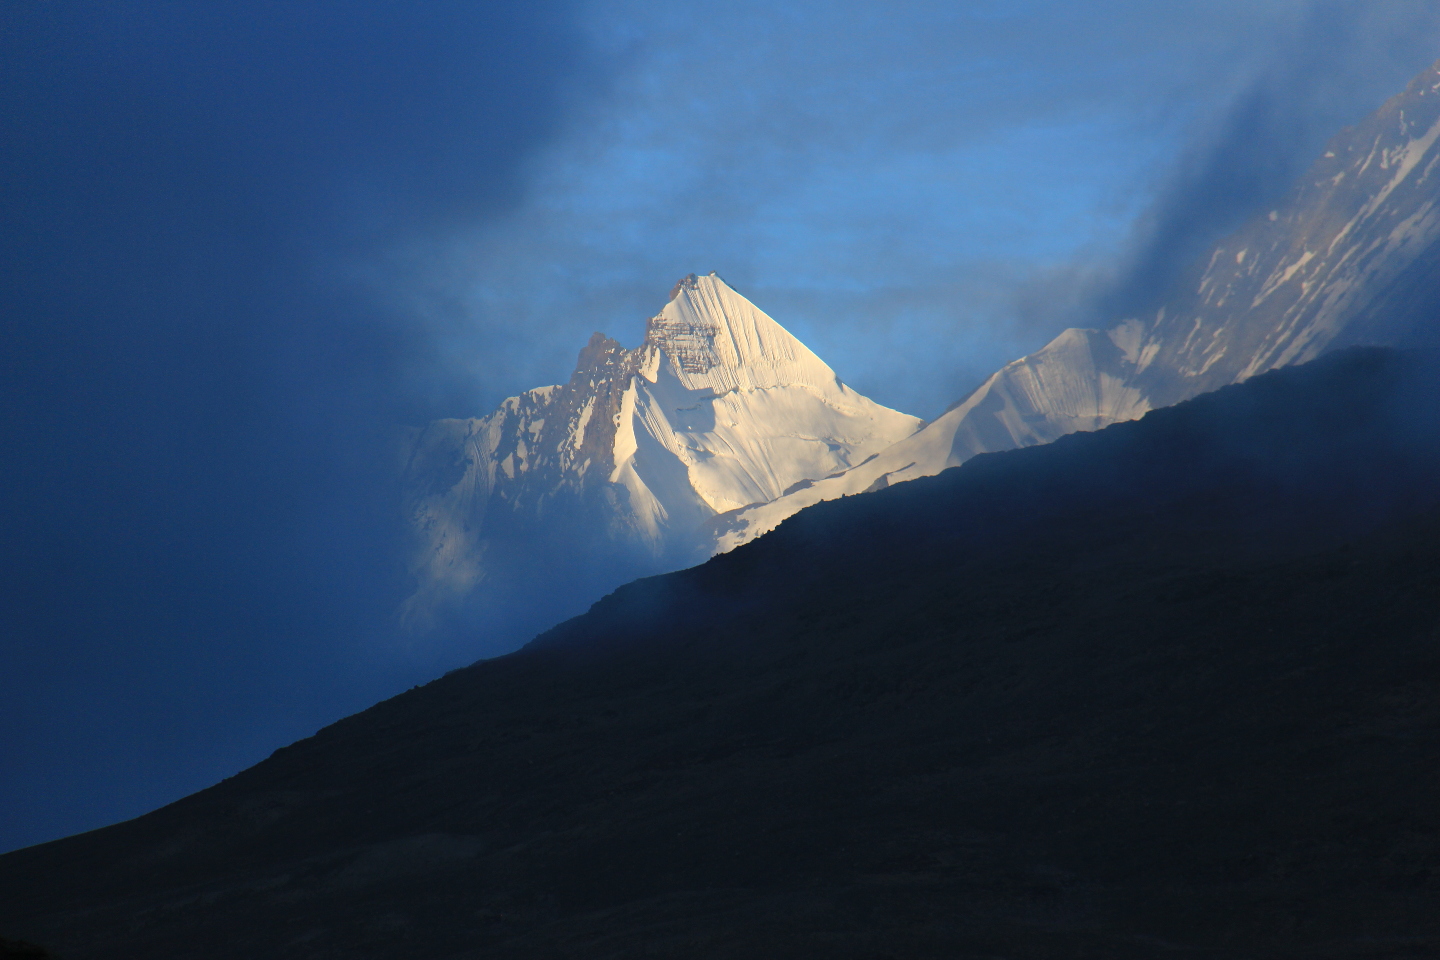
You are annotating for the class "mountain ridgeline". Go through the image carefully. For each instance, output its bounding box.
[4,347,1439,957]
[406,61,1440,645]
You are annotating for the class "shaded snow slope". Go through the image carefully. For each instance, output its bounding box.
[709,59,1440,554]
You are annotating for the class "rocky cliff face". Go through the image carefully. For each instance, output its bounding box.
[709,59,1440,552]
[400,274,919,638]
[400,331,642,633]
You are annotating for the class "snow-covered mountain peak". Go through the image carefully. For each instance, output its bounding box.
[641,273,838,395]
[401,273,921,635]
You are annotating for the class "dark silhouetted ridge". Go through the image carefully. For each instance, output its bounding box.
[3,348,1439,958]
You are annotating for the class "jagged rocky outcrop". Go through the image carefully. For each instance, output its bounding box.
[401,273,919,636]
[710,58,1440,550]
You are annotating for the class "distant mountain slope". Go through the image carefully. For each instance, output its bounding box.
[710,326,1148,550]
[6,348,1439,959]
[401,273,918,636]
[712,59,1440,551]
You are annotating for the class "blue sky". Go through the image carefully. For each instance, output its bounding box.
[2,0,1439,854]
[417,0,1440,419]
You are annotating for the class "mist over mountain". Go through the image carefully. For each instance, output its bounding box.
[5,346,1438,957]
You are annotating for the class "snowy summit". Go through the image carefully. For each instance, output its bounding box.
[400,273,920,634]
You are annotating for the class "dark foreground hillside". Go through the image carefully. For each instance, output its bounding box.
[3,349,1439,959]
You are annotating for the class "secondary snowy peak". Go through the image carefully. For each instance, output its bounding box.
[1127,58,1440,406]
[709,326,1149,552]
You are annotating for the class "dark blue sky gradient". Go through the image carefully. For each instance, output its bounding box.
[1,1,594,852]
[3,1,1440,854]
